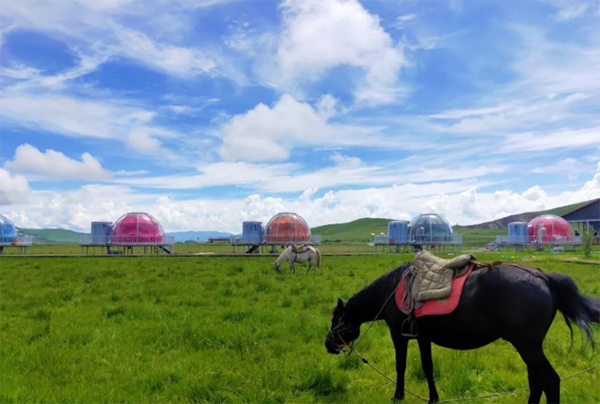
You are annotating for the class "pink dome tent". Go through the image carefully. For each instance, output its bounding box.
[527,214,572,243]
[111,212,165,244]
[265,212,311,244]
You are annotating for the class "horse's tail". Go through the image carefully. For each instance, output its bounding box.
[316,248,321,268]
[544,272,599,348]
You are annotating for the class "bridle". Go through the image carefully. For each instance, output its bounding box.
[328,316,359,353]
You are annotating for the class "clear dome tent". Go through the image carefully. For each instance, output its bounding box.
[527,214,572,243]
[265,212,311,244]
[0,214,17,244]
[408,213,457,244]
[111,212,165,244]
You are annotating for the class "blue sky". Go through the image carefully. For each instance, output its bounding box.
[0,0,599,232]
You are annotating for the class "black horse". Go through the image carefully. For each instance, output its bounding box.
[325,262,599,404]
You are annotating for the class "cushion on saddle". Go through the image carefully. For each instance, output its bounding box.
[395,262,474,318]
[292,244,308,253]
[412,251,474,302]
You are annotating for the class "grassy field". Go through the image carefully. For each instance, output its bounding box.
[8,241,599,256]
[1,252,599,403]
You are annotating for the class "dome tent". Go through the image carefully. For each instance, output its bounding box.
[0,214,17,244]
[527,214,572,243]
[408,213,453,244]
[111,212,165,244]
[265,212,311,244]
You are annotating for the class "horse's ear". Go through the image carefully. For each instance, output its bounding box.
[337,298,345,311]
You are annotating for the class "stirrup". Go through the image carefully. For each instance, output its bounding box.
[401,317,419,338]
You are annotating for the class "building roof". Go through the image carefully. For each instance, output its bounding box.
[562,198,600,222]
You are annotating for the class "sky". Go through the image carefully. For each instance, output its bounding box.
[0,0,599,234]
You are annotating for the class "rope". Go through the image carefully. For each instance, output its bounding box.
[350,348,429,403]
[346,346,599,403]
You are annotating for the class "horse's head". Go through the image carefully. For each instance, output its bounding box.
[325,298,360,354]
[273,261,281,273]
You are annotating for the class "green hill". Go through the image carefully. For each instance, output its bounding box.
[17,228,86,244]
[311,218,394,242]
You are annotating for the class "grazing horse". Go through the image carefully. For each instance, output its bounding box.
[274,246,321,274]
[325,262,599,404]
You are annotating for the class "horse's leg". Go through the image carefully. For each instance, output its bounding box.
[417,338,439,404]
[290,260,296,273]
[305,260,311,275]
[391,332,408,401]
[514,343,559,404]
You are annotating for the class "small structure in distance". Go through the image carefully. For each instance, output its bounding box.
[231,212,321,253]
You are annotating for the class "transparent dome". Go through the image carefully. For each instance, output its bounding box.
[265,212,311,244]
[0,214,17,243]
[408,213,453,243]
[528,214,572,242]
[111,212,164,244]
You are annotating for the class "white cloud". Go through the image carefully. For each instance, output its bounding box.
[427,161,600,225]
[394,14,417,30]
[277,0,406,105]
[0,0,220,79]
[113,26,216,78]
[1,91,149,137]
[553,2,589,21]
[218,94,375,161]
[0,168,30,205]
[500,127,600,153]
[127,128,162,152]
[532,157,589,180]
[4,162,599,232]
[5,144,112,181]
[118,151,503,193]
[0,88,176,153]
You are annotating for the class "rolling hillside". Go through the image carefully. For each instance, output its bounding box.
[17,228,85,244]
[466,199,594,229]
[311,218,394,242]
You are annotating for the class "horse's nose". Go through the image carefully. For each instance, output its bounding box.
[325,336,340,354]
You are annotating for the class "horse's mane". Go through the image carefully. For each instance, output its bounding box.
[345,263,410,318]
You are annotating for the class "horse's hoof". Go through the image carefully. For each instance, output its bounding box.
[392,393,404,402]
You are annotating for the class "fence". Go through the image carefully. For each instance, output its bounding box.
[0,235,33,245]
[411,235,463,244]
[78,235,175,245]
[495,235,583,245]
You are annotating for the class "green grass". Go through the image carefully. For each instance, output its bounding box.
[453,227,506,247]
[1,253,599,403]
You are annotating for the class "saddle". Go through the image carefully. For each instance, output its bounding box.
[411,251,475,302]
[291,244,308,253]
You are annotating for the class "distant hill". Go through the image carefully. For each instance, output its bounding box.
[166,231,232,242]
[466,199,593,230]
[18,228,85,244]
[311,218,394,242]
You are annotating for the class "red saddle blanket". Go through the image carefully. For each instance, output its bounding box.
[395,263,474,318]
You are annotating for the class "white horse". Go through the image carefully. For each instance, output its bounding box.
[274,246,321,274]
